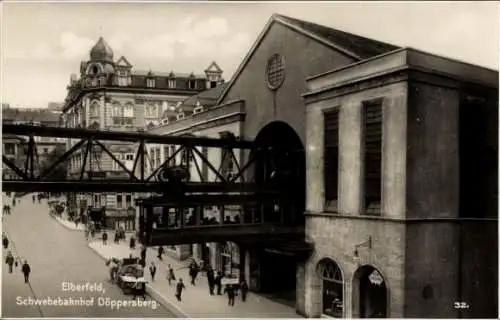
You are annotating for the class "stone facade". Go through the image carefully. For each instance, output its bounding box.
[61,37,224,225]
[302,48,498,318]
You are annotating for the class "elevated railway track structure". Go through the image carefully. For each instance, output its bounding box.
[2,124,311,252]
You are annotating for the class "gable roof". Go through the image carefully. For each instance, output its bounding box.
[116,56,132,68]
[216,13,400,105]
[205,61,223,73]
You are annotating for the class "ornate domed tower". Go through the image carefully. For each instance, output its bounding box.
[82,37,115,87]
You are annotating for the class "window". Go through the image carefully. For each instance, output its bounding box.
[189,80,196,90]
[170,146,177,165]
[117,70,127,77]
[123,104,134,118]
[155,147,161,168]
[116,194,123,209]
[43,148,49,154]
[125,194,132,208]
[266,53,285,90]
[111,153,122,171]
[362,100,383,215]
[150,148,156,168]
[317,259,344,318]
[126,154,134,161]
[118,76,128,86]
[146,104,157,118]
[168,79,176,88]
[177,113,185,120]
[89,102,99,117]
[324,108,340,208]
[210,81,217,88]
[458,95,497,218]
[163,146,170,165]
[4,143,15,155]
[147,79,155,88]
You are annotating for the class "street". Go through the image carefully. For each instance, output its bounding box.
[1,193,177,318]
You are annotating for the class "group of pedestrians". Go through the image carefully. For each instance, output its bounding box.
[3,233,32,284]
[143,250,249,307]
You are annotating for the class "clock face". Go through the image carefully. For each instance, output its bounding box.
[266,54,285,90]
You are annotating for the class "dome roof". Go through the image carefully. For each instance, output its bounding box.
[90,37,114,62]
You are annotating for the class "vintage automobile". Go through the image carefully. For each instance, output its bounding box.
[114,259,147,295]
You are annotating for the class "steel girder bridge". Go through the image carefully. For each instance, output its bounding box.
[2,124,312,255]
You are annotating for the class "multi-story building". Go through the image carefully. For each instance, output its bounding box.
[144,13,498,318]
[61,37,225,230]
[2,106,66,180]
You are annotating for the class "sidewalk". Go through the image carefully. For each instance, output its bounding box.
[52,214,85,231]
[88,237,301,318]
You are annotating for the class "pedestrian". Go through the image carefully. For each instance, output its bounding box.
[225,284,236,307]
[32,195,35,203]
[157,246,164,260]
[5,251,14,273]
[149,262,157,281]
[2,235,9,250]
[12,198,16,207]
[189,261,199,286]
[132,279,146,300]
[102,231,108,245]
[240,280,248,302]
[175,278,186,301]
[114,231,120,244]
[206,265,215,295]
[167,264,176,286]
[22,261,31,283]
[84,229,89,241]
[215,271,223,295]
[129,236,136,250]
[140,246,147,268]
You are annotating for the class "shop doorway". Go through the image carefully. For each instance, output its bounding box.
[317,258,344,317]
[352,265,388,318]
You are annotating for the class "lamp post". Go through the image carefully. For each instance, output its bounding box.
[353,236,372,264]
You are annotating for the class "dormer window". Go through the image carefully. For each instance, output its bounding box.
[210,81,217,88]
[117,70,127,77]
[193,106,204,114]
[92,66,99,74]
[161,118,169,125]
[168,79,176,88]
[189,80,196,90]
[177,113,185,121]
[147,79,155,88]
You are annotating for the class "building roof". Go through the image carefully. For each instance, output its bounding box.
[275,14,399,60]
[179,82,229,108]
[90,37,114,62]
[2,108,60,124]
[216,13,400,105]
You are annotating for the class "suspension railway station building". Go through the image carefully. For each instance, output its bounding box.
[143,13,498,318]
[61,37,225,229]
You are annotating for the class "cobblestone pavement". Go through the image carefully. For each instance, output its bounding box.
[89,236,301,317]
[1,193,177,318]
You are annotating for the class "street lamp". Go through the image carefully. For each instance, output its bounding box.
[353,236,372,264]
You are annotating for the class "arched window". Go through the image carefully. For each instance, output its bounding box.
[317,259,344,318]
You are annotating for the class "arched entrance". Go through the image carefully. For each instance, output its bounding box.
[247,121,306,306]
[251,121,306,225]
[317,258,344,317]
[352,265,388,318]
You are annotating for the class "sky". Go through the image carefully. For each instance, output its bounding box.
[1,1,498,109]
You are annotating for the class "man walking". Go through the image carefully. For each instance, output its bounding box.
[149,262,157,282]
[22,260,31,283]
[206,265,215,295]
[5,251,14,273]
[175,278,186,301]
[2,234,9,250]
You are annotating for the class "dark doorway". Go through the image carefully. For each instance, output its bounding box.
[259,249,297,308]
[248,121,306,307]
[353,265,388,318]
[251,121,306,225]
